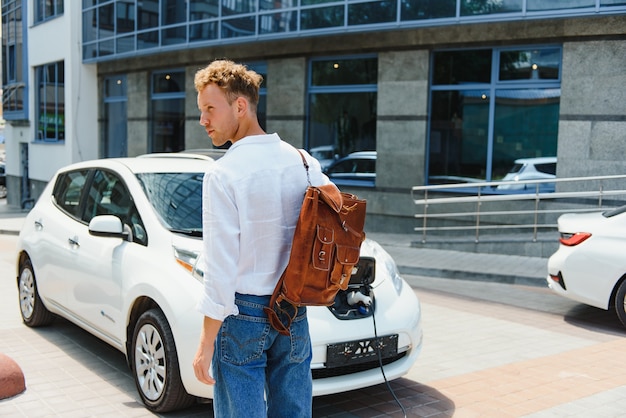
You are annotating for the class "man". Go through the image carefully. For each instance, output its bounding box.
[192,59,328,417]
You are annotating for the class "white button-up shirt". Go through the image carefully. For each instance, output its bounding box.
[196,133,330,321]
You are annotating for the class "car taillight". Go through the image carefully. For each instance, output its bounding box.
[559,232,591,246]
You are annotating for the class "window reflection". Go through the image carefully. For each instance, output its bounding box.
[460,0,522,15]
[429,90,490,183]
[527,0,594,11]
[401,0,455,20]
[222,0,257,16]
[191,0,219,20]
[492,89,559,179]
[499,48,561,81]
[432,50,492,85]
[429,47,562,187]
[301,6,344,30]
[151,71,185,152]
[349,1,396,25]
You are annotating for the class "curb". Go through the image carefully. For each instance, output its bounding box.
[397,265,547,288]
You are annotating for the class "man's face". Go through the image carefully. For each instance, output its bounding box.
[197,84,239,148]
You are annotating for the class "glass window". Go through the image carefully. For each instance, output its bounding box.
[432,50,492,85]
[460,0,522,16]
[83,170,147,245]
[301,6,344,30]
[221,16,256,38]
[259,11,297,33]
[117,0,135,33]
[190,22,219,41]
[162,26,187,45]
[308,57,377,186]
[311,58,377,86]
[428,90,490,182]
[401,0,456,21]
[191,0,219,20]
[2,0,27,118]
[349,1,397,25]
[222,0,257,15]
[151,70,185,152]
[138,0,159,30]
[499,48,561,81]
[137,172,204,232]
[162,0,186,25]
[53,170,90,218]
[428,47,562,189]
[36,61,65,142]
[35,0,64,23]
[492,89,559,179]
[103,76,128,158]
[527,0,594,11]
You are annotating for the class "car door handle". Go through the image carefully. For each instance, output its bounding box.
[68,236,80,249]
[34,219,43,230]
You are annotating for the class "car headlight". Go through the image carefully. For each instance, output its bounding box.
[368,240,404,295]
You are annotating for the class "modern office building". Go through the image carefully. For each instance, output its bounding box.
[2,1,625,231]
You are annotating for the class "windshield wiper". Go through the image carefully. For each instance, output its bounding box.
[169,228,202,237]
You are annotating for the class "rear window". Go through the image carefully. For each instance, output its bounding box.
[535,163,556,176]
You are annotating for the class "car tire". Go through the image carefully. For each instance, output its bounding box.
[614,279,626,328]
[18,257,55,327]
[0,184,7,199]
[131,309,195,413]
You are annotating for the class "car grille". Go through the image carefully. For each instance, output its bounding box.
[311,352,406,379]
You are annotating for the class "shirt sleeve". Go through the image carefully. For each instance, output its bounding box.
[196,170,241,321]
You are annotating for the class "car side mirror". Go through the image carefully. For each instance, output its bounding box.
[89,215,130,240]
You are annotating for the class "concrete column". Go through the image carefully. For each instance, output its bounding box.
[377,50,429,189]
[126,72,150,157]
[558,40,626,190]
[266,58,307,148]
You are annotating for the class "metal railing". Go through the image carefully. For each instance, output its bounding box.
[411,174,626,244]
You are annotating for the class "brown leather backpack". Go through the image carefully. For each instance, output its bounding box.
[264,151,366,335]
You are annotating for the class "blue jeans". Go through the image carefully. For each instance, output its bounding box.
[212,293,313,418]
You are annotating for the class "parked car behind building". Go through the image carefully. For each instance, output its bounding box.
[496,157,557,192]
[324,151,376,187]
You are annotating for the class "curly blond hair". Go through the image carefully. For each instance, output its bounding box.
[194,59,263,109]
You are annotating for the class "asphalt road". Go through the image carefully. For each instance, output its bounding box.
[1,233,624,417]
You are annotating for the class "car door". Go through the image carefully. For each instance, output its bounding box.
[30,169,91,310]
[65,169,143,344]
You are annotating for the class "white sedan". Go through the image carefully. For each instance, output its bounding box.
[16,153,423,412]
[547,205,626,327]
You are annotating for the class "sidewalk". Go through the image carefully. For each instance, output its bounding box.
[0,199,549,287]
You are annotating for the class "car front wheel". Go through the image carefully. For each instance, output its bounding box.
[131,309,195,412]
[614,279,626,328]
[18,257,54,327]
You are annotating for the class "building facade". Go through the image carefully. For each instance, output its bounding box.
[2,0,626,231]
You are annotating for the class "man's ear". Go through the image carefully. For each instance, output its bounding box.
[234,96,248,116]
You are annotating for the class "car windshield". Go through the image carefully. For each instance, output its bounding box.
[136,172,204,235]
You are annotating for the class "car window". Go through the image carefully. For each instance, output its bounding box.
[535,163,556,176]
[356,159,375,174]
[328,160,355,174]
[136,172,203,234]
[83,170,148,245]
[53,170,90,218]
